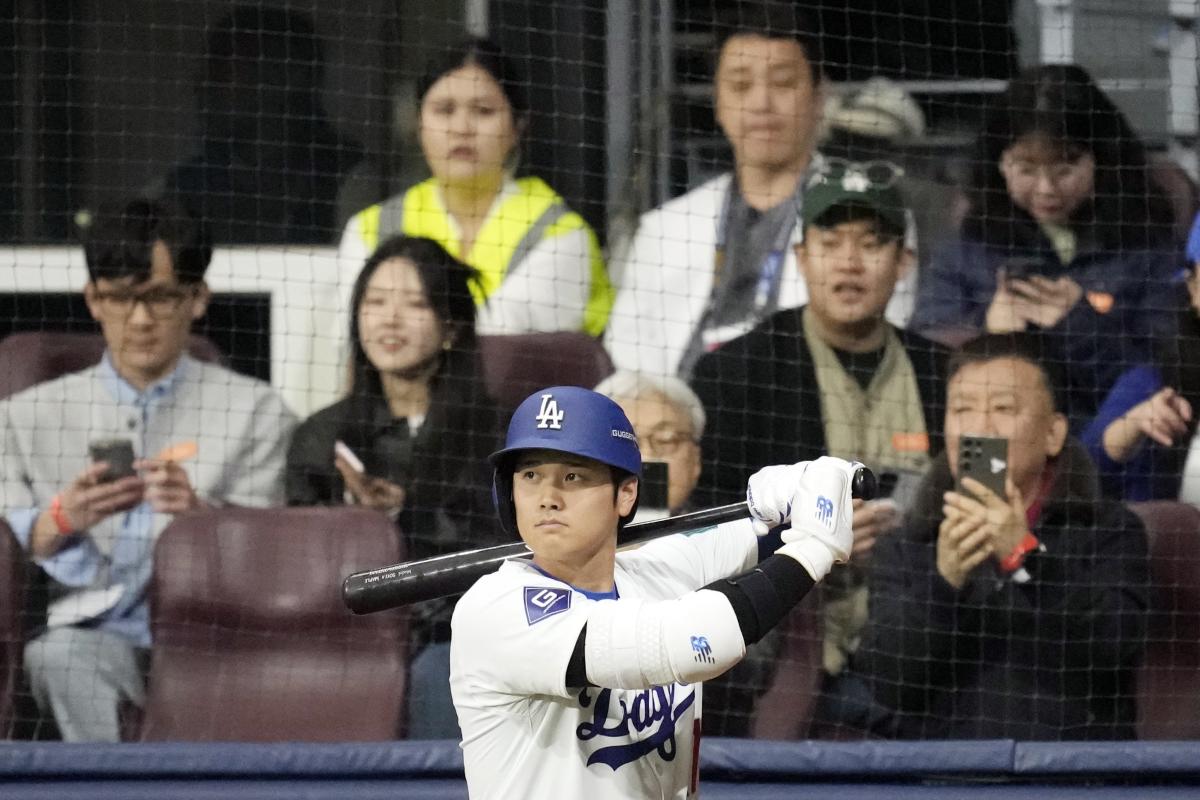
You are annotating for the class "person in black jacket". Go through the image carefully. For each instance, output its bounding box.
[286,235,502,738]
[853,333,1149,740]
[690,159,948,736]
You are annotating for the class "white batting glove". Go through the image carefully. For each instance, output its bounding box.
[746,462,809,536]
[775,456,859,582]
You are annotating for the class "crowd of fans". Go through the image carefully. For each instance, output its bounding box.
[3,1,1197,745]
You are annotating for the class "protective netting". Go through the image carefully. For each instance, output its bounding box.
[1,0,1198,747]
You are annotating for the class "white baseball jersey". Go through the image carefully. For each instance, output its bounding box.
[450,521,758,800]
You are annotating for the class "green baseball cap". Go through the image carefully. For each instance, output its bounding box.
[802,159,908,235]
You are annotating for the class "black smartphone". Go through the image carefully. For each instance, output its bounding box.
[1002,256,1046,283]
[641,461,669,510]
[956,435,1008,499]
[89,438,136,483]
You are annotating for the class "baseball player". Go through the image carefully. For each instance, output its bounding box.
[450,386,858,799]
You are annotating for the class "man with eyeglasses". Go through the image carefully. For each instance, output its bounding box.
[0,198,296,741]
[605,3,914,381]
[594,371,705,515]
[689,160,948,736]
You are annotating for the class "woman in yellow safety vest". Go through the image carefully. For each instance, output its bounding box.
[338,37,612,337]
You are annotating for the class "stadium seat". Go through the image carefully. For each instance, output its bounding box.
[0,331,225,401]
[0,520,23,739]
[1128,501,1200,740]
[139,506,408,741]
[478,332,614,410]
[749,593,823,739]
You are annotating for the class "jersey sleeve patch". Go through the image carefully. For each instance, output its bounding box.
[524,586,571,625]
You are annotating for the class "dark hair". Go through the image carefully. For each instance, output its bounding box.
[416,37,528,122]
[946,332,1066,413]
[83,198,212,285]
[347,235,480,399]
[712,1,824,83]
[965,64,1173,250]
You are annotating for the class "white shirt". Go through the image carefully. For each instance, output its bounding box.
[450,522,758,800]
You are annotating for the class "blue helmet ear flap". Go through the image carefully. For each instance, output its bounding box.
[492,461,518,538]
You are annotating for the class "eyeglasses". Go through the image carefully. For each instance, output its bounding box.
[811,158,905,190]
[94,285,194,319]
[637,427,698,457]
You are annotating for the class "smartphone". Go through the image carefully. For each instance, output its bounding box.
[956,435,1008,498]
[334,440,365,474]
[89,438,136,483]
[876,471,899,500]
[1002,256,1044,283]
[640,461,669,510]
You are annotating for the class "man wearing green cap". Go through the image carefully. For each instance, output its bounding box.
[688,159,948,736]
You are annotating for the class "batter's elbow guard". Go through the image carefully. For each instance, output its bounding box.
[583,591,746,690]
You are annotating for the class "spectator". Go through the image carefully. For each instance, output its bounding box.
[286,235,501,739]
[605,3,918,380]
[912,64,1178,423]
[158,6,370,245]
[689,159,947,735]
[593,371,705,515]
[1080,211,1200,501]
[854,333,1149,740]
[338,37,611,341]
[820,76,967,316]
[1,199,296,741]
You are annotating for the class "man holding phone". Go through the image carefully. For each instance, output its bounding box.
[854,333,1149,739]
[0,199,296,741]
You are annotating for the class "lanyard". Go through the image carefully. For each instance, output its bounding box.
[712,176,804,314]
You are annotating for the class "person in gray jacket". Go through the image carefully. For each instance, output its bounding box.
[1,199,296,741]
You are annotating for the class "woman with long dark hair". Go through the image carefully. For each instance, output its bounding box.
[287,235,502,738]
[912,64,1179,421]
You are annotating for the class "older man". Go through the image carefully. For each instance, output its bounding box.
[854,333,1149,739]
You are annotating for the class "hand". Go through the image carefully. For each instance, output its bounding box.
[336,456,406,515]
[1004,275,1083,329]
[763,456,857,582]
[746,462,806,536]
[985,272,1031,333]
[138,458,204,514]
[1127,387,1192,447]
[57,462,146,531]
[851,498,900,561]
[937,477,1028,588]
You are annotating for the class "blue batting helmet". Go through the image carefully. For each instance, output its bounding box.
[490,386,642,537]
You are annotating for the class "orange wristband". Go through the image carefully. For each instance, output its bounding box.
[999,532,1040,574]
[48,494,75,536]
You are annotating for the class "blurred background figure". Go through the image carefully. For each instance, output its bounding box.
[819,76,967,321]
[593,371,704,515]
[912,64,1179,424]
[286,235,501,739]
[338,37,611,339]
[158,6,370,245]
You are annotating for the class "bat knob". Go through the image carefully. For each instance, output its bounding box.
[851,465,878,501]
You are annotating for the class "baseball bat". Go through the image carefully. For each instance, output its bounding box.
[342,465,877,615]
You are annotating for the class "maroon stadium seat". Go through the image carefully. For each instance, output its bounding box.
[0,331,224,400]
[0,520,23,739]
[749,593,823,739]
[140,506,408,741]
[1128,501,1200,740]
[478,332,614,410]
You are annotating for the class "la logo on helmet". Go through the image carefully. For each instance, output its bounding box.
[535,393,565,430]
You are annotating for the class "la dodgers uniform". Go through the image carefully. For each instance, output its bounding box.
[450,520,758,799]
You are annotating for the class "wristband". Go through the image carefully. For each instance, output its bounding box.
[999,531,1040,574]
[48,494,75,536]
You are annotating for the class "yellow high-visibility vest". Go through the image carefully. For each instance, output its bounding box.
[356,177,612,335]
